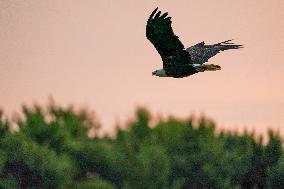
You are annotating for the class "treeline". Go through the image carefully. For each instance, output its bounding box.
[0,103,283,189]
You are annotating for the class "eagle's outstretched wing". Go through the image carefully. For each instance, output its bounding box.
[146,8,194,77]
[146,8,184,56]
[186,40,243,65]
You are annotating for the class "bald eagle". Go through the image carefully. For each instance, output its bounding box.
[146,8,243,78]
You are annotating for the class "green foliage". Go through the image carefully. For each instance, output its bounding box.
[0,104,283,188]
[125,145,170,189]
[74,178,116,189]
[268,154,284,188]
[0,134,76,189]
[0,110,9,138]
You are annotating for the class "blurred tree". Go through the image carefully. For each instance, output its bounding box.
[232,131,282,189]
[123,145,170,189]
[0,103,282,189]
[0,133,76,189]
[0,110,9,139]
[74,178,116,189]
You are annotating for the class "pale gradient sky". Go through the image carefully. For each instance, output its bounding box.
[1,0,284,135]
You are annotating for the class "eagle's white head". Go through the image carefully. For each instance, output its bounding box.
[152,68,168,77]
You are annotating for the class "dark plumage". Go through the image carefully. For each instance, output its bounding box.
[146,8,243,78]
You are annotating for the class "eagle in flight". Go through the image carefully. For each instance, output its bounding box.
[146,8,243,78]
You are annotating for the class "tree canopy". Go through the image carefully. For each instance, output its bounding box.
[0,103,282,189]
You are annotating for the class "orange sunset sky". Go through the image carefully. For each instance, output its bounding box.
[1,0,284,135]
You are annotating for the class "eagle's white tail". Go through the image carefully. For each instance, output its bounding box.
[194,64,221,72]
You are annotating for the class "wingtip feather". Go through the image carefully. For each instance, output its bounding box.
[218,39,244,49]
[154,11,162,19]
[161,12,168,19]
[149,7,159,20]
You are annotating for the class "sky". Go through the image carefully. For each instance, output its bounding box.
[1,0,284,135]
